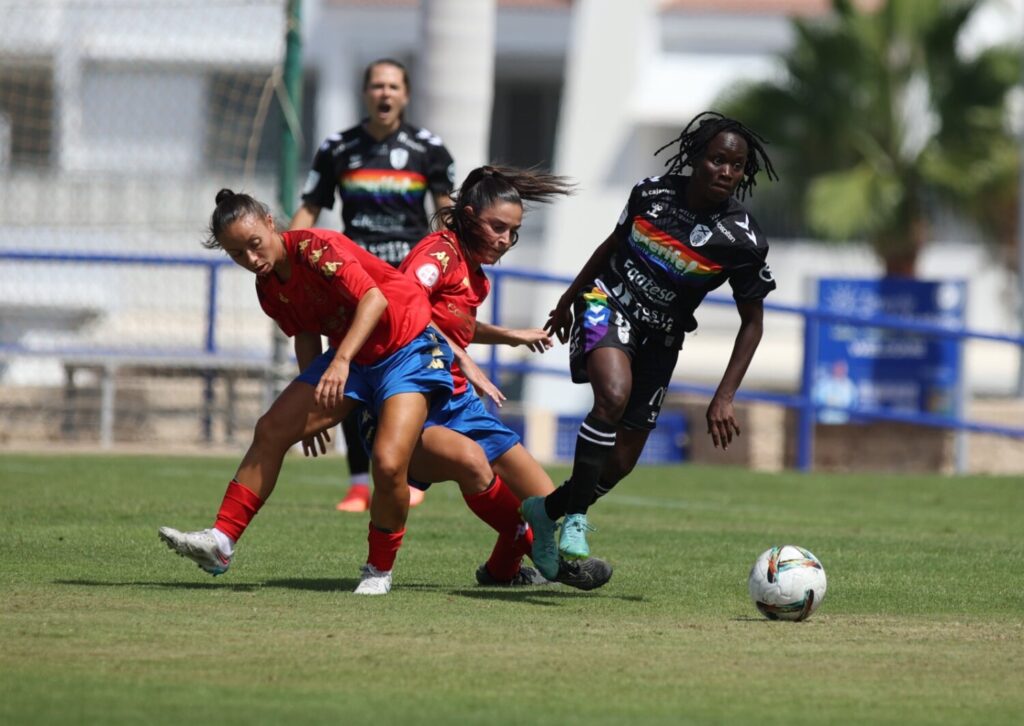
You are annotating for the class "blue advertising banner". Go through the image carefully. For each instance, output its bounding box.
[814,278,966,424]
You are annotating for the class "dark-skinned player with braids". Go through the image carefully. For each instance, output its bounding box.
[521,112,779,578]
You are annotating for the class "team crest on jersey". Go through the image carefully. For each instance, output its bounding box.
[689,224,713,247]
[429,250,450,272]
[416,263,440,288]
[390,148,409,169]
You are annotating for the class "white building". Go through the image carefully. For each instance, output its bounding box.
[0,0,1020,404]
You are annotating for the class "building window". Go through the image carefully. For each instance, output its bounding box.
[0,63,54,167]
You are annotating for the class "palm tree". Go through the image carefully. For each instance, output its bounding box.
[719,0,1020,276]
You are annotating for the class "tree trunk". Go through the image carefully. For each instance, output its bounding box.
[878,216,927,278]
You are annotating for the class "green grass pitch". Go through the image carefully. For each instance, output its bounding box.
[1,452,1022,724]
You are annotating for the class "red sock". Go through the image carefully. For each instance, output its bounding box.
[367,523,405,572]
[213,480,263,543]
[463,476,534,581]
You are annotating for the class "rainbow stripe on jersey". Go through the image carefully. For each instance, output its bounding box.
[341,169,428,200]
[629,217,721,283]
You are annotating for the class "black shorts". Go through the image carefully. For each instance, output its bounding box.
[568,286,681,431]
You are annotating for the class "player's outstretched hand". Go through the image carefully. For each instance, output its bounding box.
[706,395,740,450]
[461,355,506,408]
[511,328,553,353]
[544,297,573,344]
[302,428,331,458]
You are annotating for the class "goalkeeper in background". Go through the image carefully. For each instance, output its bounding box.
[289,58,455,514]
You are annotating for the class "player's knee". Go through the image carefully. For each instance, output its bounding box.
[252,411,291,451]
[592,381,629,421]
[455,460,493,496]
[371,451,405,485]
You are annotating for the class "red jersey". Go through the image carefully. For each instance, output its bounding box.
[400,230,489,394]
[257,229,432,365]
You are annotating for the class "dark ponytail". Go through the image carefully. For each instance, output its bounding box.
[434,165,575,249]
[204,189,271,249]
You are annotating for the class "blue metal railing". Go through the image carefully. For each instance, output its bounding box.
[0,249,236,354]
[2,250,1022,469]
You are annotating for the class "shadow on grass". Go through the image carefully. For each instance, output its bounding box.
[53,578,358,592]
[54,578,644,602]
[449,588,646,604]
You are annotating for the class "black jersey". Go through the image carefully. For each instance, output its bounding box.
[596,174,775,345]
[300,121,455,266]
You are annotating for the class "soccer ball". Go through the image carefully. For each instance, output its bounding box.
[747,545,827,621]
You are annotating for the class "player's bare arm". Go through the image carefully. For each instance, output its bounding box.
[706,299,764,449]
[545,231,618,342]
[315,287,387,411]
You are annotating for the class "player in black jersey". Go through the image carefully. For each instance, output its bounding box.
[289,58,456,513]
[521,112,779,578]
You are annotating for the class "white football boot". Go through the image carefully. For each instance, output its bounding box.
[158,527,232,576]
[354,563,392,595]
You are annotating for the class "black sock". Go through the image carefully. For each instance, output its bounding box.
[593,478,618,503]
[565,414,616,515]
[544,482,570,521]
[545,476,618,521]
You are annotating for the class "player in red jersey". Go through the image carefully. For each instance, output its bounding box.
[158,190,453,595]
[291,58,455,514]
[379,166,612,588]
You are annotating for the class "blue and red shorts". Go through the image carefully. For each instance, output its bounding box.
[357,390,520,491]
[295,328,453,418]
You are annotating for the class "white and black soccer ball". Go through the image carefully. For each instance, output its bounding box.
[748,545,827,622]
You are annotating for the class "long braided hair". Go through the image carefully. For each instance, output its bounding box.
[654,111,777,200]
[434,165,574,251]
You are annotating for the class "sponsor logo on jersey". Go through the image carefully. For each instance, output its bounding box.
[715,221,735,243]
[415,263,440,288]
[389,148,409,169]
[347,155,362,169]
[630,217,723,282]
[341,169,428,198]
[689,224,713,247]
[351,213,404,233]
[646,202,666,219]
[759,263,774,283]
[623,258,677,303]
[641,187,670,198]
